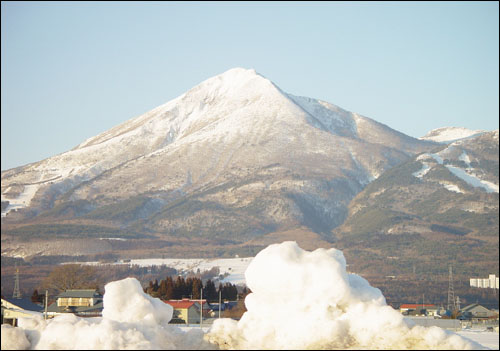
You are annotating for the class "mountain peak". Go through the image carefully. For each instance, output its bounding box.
[220,67,258,77]
[190,67,276,98]
[419,126,486,144]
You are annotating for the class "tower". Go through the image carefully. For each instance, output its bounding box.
[447,265,456,312]
[12,265,22,299]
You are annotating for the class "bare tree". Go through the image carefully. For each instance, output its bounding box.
[42,264,98,294]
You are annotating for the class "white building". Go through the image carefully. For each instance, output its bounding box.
[470,274,499,289]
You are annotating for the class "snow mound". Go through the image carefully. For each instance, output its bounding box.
[1,243,484,350]
[102,277,173,325]
[2,277,213,350]
[1,324,30,350]
[206,241,483,350]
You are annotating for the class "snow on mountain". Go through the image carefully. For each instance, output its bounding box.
[419,126,486,144]
[1,68,437,240]
[413,131,499,194]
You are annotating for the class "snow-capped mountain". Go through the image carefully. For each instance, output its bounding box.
[419,126,486,144]
[1,68,438,256]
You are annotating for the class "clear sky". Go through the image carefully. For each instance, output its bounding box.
[1,1,498,170]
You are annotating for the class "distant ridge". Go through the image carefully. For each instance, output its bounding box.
[419,126,486,144]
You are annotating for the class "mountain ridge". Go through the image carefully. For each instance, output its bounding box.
[1,68,460,260]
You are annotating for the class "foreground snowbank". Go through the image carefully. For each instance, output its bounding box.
[1,242,484,350]
[206,241,482,350]
[1,278,213,350]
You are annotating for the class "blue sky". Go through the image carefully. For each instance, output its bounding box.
[1,1,498,170]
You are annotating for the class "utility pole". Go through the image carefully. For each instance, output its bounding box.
[422,294,425,315]
[44,290,48,320]
[12,264,21,299]
[200,287,203,327]
[219,289,221,319]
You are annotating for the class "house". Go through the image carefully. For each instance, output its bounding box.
[460,303,497,320]
[399,304,440,316]
[46,289,103,318]
[1,297,44,326]
[163,298,214,324]
[163,299,201,324]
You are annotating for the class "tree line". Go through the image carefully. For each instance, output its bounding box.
[144,276,245,302]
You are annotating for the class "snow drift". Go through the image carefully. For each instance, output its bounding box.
[206,241,482,350]
[1,242,483,350]
[1,278,213,350]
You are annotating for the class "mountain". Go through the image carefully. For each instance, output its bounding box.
[333,130,499,276]
[1,68,439,258]
[419,127,486,144]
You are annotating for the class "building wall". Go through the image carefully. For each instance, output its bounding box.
[57,297,92,307]
[470,274,499,289]
[186,305,201,324]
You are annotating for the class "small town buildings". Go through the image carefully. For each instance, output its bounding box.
[46,289,103,318]
[1,298,44,326]
[399,304,440,316]
[460,303,497,320]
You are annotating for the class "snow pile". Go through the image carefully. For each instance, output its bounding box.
[1,324,30,350]
[206,241,482,350]
[1,277,213,350]
[1,243,484,350]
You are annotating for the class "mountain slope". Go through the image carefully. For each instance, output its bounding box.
[1,68,438,256]
[333,130,499,276]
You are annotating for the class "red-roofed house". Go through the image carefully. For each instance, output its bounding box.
[399,304,440,316]
[163,298,212,324]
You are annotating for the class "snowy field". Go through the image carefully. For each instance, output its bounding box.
[68,256,254,285]
[456,329,499,350]
[128,257,252,285]
[5,242,495,350]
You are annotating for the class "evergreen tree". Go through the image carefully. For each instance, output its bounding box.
[204,279,218,302]
[192,278,202,299]
[173,276,186,299]
[165,276,175,300]
[159,279,168,299]
[221,283,238,301]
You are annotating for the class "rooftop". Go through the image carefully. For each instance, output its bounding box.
[57,289,101,298]
[1,297,44,312]
[400,304,437,309]
[163,300,196,309]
